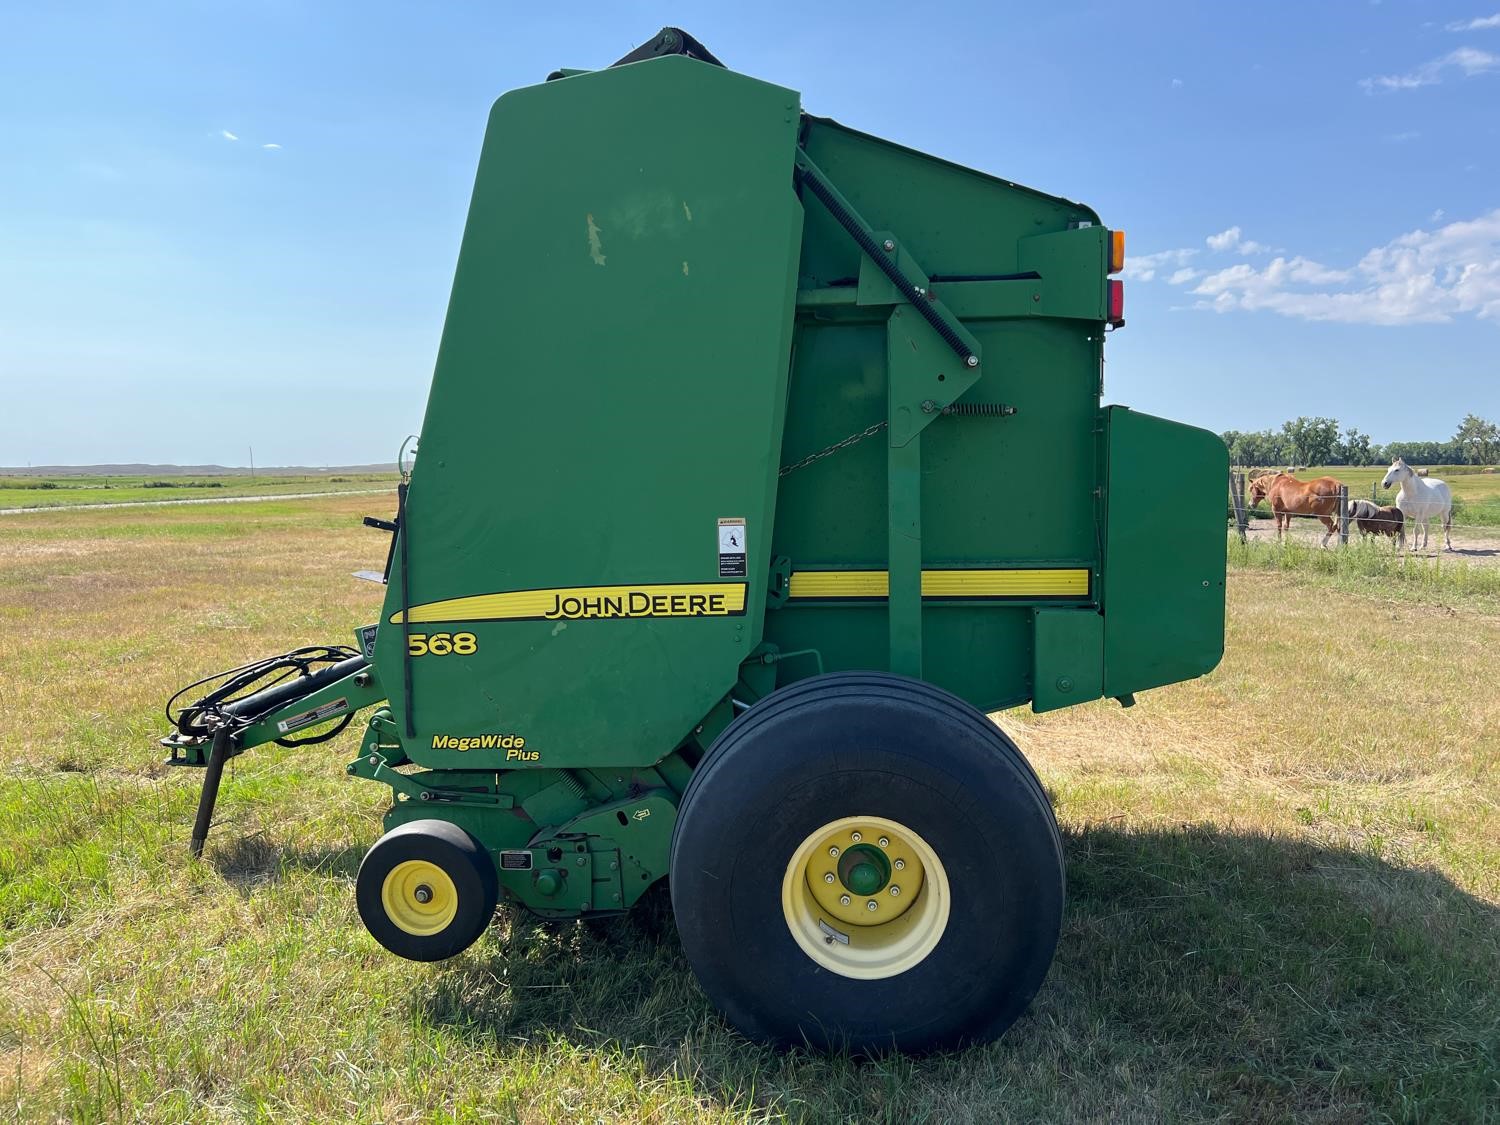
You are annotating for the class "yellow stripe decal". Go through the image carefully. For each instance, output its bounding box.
[391,583,747,625]
[787,568,1091,600]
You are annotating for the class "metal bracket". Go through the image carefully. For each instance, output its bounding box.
[766,555,792,609]
[886,303,983,448]
[346,715,513,809]
[793,151,981,369]
[884,306,983,678]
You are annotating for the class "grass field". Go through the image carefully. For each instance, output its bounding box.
[1229,533,1500,609]
[2,495,1496,1122]
[0,473,398,510]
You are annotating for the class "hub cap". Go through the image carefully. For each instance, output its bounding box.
[381,859,458,936]
[781,815,950,979]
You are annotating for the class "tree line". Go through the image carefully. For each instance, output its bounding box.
[1221,414,1499,468]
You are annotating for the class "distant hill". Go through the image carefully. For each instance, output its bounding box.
[0,464,395,477]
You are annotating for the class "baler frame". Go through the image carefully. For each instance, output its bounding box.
[162,27,1227,1054]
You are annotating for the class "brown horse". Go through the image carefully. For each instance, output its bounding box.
[1248,472,1344,546]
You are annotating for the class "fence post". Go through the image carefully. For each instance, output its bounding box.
[1229,470,1248,543]
[1338,484,1349,546]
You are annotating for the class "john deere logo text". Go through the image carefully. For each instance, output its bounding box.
[545,590,733,620]
[392,582,747,625]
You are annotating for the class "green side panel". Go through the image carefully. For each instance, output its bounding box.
[1102,407,1227,696]
[1032,609,1104,713]
[793,117,1100,286]
[765,118,1104,712]
[377,56,805,768]
[1017,227,1109,321]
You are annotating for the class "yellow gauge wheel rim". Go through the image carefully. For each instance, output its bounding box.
[781,815,950,979]
[381,860,459,936]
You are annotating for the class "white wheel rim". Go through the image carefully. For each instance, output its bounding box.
[780,814,950,980]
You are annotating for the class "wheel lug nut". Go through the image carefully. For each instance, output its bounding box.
[823,872,836,884]
[839,894,851,906]
[878,836,889,848]
[889,885,901,897]
[828,846,840,858]
[894,859,906,870]
[850,831,862,842]
[414,885,432,904]
[866,900,878,912]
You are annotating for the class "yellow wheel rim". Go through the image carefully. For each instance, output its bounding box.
[381,860,459,936]
[781,815,950,980]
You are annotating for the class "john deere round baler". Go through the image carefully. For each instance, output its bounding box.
[163,29,1227,1053]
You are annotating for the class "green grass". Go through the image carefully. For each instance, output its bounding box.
[1228,532,1500,610]
[0,473,398,509]
[2,496,1497,1122]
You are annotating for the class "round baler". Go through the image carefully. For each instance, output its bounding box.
[162,28,1227,1054]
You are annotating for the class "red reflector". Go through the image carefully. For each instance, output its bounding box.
[1107,280,1124,326]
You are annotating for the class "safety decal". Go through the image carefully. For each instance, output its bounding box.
[390,582,747,624]
[276,697,349,734]
[718,517,747,578]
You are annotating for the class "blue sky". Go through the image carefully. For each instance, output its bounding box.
[2,1,1497,467]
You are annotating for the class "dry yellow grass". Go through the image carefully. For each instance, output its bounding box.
[1,494,1496,1122]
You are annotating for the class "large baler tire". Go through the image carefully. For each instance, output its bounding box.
[670,672,1063,1054]
[356,819,499,962]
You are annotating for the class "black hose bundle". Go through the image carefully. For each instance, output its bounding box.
[166,645,361,747]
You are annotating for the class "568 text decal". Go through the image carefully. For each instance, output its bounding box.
[406,632,477,657]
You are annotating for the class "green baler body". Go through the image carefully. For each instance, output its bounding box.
[345,52,1224,913]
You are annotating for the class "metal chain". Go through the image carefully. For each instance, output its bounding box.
[779,421,888,478]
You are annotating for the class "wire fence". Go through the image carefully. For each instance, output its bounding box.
[1227,470,1500,544]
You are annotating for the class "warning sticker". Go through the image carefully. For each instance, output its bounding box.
[818,918,850,945]
[718,517,747,578]
[276,697,349,734]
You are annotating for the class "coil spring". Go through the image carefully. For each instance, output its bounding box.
[941,403,1017,417]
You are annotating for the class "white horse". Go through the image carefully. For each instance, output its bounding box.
[1381,458,1452,551]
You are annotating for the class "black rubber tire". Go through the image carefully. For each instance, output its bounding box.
[670,672,1064,1054]
[356,818,499,962]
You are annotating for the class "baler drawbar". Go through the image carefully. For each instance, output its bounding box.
[163,644,377,854]
[161,27,1227,1053]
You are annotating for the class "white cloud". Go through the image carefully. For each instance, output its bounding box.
[220,129,239,141]
[1384,130,1420,142]
[1446,13,1500,30]
[1431,208,1446,222]
[1361,46,1500,91]
[262,143,282,150]
[1177,210,1500,325]
[1206,227,1240,252]
[1120,247,1197,282]
[1168,267,1201,285]
[1206,226,1271,254]
[1170,77,1183,88]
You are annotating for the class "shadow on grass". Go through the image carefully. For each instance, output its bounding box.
[208,835,364,892]
[417,825,1499,1123]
